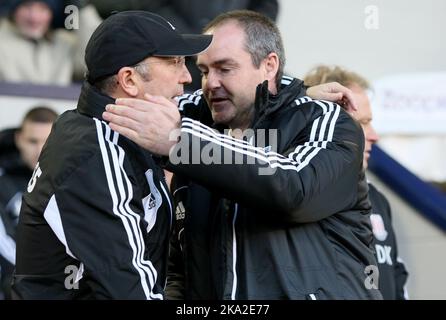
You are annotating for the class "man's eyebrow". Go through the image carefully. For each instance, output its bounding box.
[197,58,239,68]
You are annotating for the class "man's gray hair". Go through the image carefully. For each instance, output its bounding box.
[92,62,152,95]
[204,10,286,89]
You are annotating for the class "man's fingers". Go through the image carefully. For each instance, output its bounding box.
[144,93,170,105]
[341,90,358,112]
[326,82,358,112]
[102,109,141,130]
[113,96,179,120]
[105,103,134,115]
[144,93,179,110]
[143,94,181,122]
[108,122,138,142]
[332,92,343,101]
[114,97,158,112]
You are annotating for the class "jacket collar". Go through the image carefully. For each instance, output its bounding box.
[77,81,115,121]
[251,77,306,127]
[212,77,306,131]
[261,77,305,114]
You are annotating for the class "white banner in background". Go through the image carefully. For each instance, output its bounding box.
[371,72,446,134]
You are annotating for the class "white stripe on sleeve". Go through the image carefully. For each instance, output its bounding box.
[95,119,163,300]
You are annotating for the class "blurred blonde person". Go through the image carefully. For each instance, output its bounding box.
[304,65,409,300]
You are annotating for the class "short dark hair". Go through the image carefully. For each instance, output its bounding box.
[204,10,285,89]
[92,75,119,94]
[21,106,58,128]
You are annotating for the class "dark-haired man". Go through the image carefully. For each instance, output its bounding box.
[0,106,57,299]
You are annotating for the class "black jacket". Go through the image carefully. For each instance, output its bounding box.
[0,129,32,299]
[0,169,30,299]
[165,77,382,299]
[12,82,173,299]
[368,183,409,299]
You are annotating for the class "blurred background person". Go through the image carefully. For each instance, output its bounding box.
[0,0,100,85]
[304,65,409,300]
[0,106,58,299]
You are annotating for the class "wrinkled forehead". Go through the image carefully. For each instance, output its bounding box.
[20,120,53,135]
[198,23,249,64]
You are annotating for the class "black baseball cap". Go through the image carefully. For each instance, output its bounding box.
[85,11,213,83]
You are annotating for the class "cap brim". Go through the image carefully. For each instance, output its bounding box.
[155,34,213,57]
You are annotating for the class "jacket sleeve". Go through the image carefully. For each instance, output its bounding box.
[167,101,365,224]
[165,234,185,300]
[165,176,187,300]
[50,134,161,299]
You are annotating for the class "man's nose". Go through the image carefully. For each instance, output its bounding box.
[204,70,221,90]
[368,125,379,143]
[180,65,192,84]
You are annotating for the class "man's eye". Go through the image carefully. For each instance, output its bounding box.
[220,68,230,73]
[175,57,186,67]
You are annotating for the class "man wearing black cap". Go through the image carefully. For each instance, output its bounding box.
[12,11,211,300]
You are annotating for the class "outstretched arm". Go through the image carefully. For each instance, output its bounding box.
[103,98,364,223]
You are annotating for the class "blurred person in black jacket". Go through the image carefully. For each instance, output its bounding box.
[0,106,58,299]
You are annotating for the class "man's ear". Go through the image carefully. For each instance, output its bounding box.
[263,52,279,82]
[116,67,139,97]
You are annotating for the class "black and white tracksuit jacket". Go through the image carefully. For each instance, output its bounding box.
[12,82,173,299]
[368,183,409,299]
[165,77,382,300]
